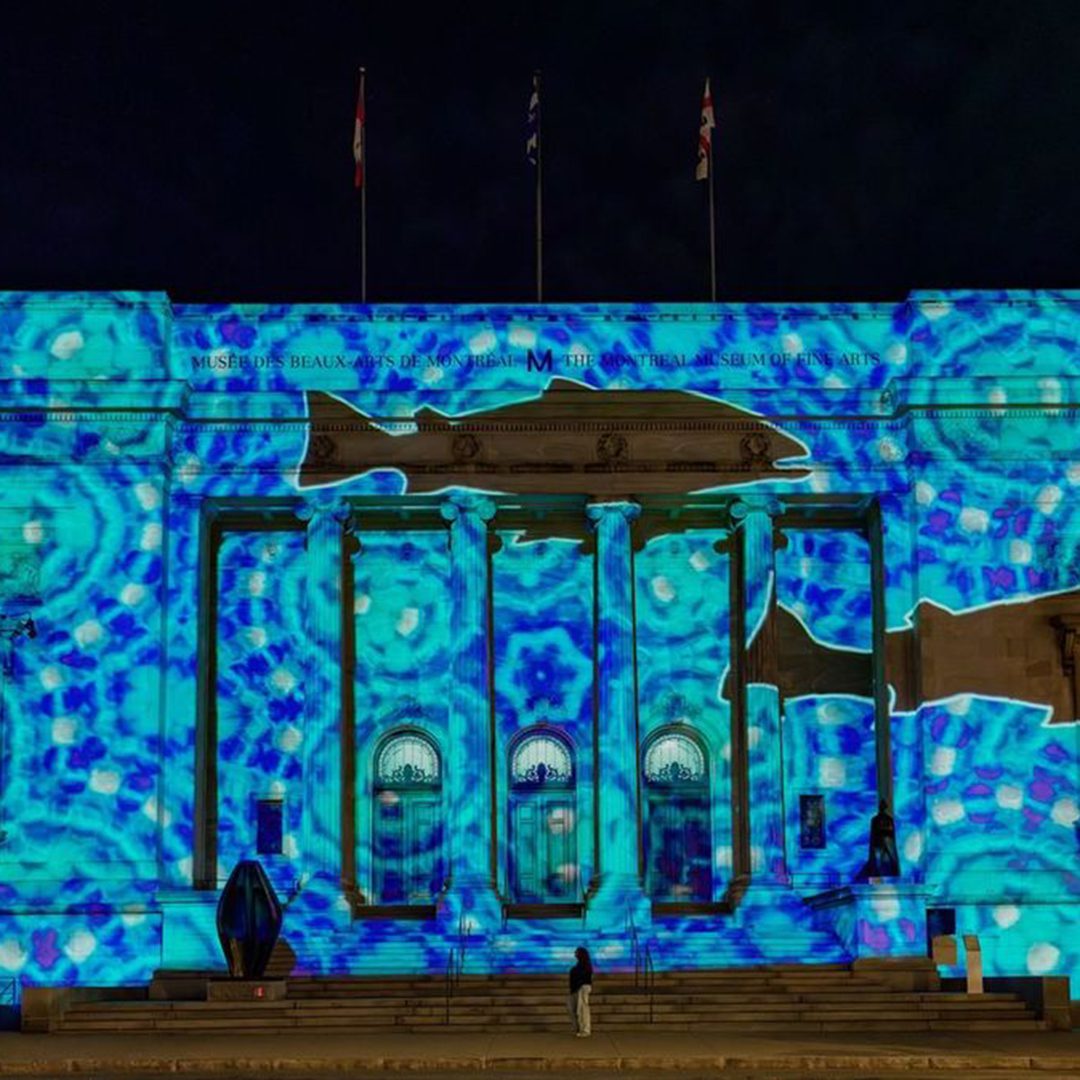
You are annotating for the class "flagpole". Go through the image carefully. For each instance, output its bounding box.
[360,67,368,304]
[707,133,716,302]
[535,69,543,303]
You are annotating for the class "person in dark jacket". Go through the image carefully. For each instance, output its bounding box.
[568,945,593,1036]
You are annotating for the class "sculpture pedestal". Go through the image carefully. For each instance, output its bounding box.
[806,882,928,961]
[207,979,287,1002]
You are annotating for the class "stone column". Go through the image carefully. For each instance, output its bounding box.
[439,493,501,932]
[162,490,227,968]
[735,498,788,886]
[585,501,649,928]
[868,499,894,812]
[297,499,351,918]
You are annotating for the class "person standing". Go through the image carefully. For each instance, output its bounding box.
[568,945,593,1036]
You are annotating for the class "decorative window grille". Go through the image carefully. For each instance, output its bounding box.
[511,733,573,787]
[376,733,440,787]
[644,732,706,785]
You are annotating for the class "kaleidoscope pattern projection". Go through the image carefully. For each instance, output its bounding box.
[352,530,451,903]
[216,529,309,895]
[635,531,732,896]
[778,530,876,885]
[493,534,593,903]
[0,291,1076,994]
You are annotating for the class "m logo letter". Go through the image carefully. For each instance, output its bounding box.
[527,349,553,373]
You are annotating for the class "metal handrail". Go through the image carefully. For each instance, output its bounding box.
[644,943,656,1024]
[444,946,459,1024]
[457,913,469,978]
[0,979,14,1006]
[628,916,641,988]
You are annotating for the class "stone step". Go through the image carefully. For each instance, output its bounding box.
[57,1017,1047,1035]
[61,993,1028,1019]
[274,990,1022,1007]
[289,970,890,985]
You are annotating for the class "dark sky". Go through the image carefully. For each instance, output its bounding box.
[1,1,1079,304]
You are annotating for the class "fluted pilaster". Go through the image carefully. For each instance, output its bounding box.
[734,498,788,885]
[585,500,649,926]
[299,499,351,897]
[439,493,501,929]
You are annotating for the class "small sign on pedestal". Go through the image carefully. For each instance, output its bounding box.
[963,934,983,995]
[931,933,957,966]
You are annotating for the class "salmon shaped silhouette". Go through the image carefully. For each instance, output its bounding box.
[720,593,1080,725]
[298,379,811,496]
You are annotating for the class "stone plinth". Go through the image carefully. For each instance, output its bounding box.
[206,978,287,1001]
[807,882,928,962]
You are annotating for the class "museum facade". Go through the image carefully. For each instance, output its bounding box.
[0,291,1076,991]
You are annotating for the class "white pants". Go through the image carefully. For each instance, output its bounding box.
[568,985,591,1034]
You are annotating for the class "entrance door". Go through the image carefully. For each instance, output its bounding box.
[508,731,576,904]
[510,795,575,902]
[373,731,444,905]
[644,791,711,901]
[642,730,712,902]
[374,793,443,903]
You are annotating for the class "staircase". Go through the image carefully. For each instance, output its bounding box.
[53,963,1046,1034]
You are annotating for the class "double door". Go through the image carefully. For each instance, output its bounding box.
[644,791,712,902]
[510,794,575,903]
[373,792,444,904]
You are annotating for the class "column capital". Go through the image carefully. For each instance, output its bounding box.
[585,500,641,526]
[440,492,497,524]
[730,495,782,521]
[299,497,352,525]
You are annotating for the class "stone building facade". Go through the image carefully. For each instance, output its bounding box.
[0,290,1076,990]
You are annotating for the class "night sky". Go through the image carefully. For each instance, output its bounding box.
[1,1,1079,304]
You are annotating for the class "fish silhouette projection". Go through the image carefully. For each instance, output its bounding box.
[722,592,1080,724]
[298,379,811,496]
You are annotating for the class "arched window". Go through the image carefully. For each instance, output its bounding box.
[643,731,707,786]
[511,732,573,788]
[376,731,440,788]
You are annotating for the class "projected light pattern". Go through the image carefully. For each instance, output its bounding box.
[0,290,1076,994]
[919,697,1078,882]
[776,529,876,884]
[352,530,451,903]
[493,534,593,901]
[783,697,877,884]
[635,530,733,895]
[216,529,309,893]
[776,530,873,650]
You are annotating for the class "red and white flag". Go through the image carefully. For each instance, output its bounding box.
[353,69,366,189]
[696,77,715,181]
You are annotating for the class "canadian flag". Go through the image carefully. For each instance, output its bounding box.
[696,77,715,181]
[353,69,365,189]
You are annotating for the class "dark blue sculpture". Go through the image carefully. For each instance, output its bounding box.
[216,860,283,978]
[856,799,900,881]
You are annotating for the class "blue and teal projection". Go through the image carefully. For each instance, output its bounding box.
[0,290,1076,992]
[216,529,309,896]
[352,529,451,905]
[778,529,876,886]
[494,533,593,905]
[635,530,732,902]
